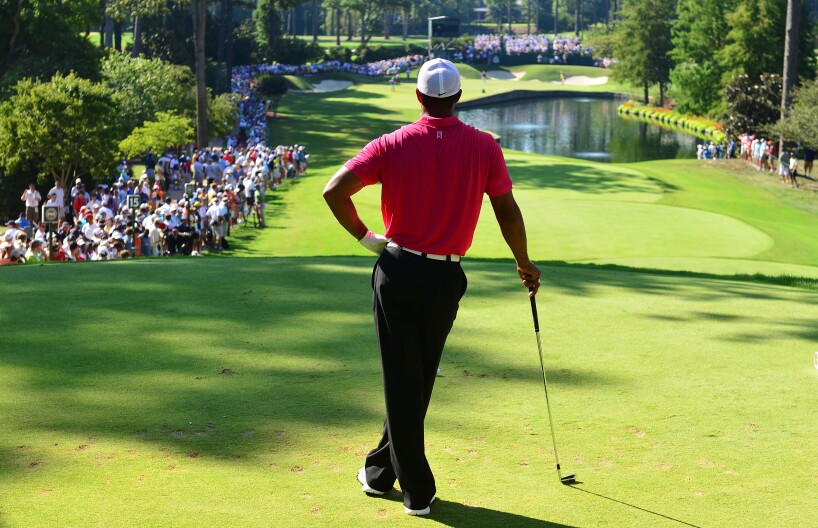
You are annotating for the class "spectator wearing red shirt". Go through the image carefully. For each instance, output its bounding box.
[323,58,540,517]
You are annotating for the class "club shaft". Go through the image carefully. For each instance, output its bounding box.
[530,295,565,480]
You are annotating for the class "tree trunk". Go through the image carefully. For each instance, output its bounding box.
[554,0,559,35]
[216,0,227,94]
[534,0,539,33]
[384,12,390,39]
[659,82,665,107]
[335,9,341,46]
[132,15,143,57]
[402,7,408,40]
[7,0,24,66]
[193,0,208,147]
[114,19,122,51]
[99,0,106,49]
[104,14,114,48]
[575,0,581,36]
[507,0,512,33]
[312,0,319,42]
[779,0,801,155]
[644,82,649,105]
[346,10,353,41]
[527,0,531,34]
[225,0,235,84]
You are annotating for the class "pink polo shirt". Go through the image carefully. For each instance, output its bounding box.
[345,115,512,256]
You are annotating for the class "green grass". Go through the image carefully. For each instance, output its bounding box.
[85,31,134,49]
[3,69,818,527]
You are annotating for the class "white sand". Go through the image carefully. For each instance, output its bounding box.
[293,80,353,93]
[486,70,526,81]
[552,75,609,86]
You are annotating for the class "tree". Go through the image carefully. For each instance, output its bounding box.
[719,0,787,83]
[106,0,170,57]
[255,74,289,117]
[771,78,818,149]
[610,0,674,105]
[0,73,122,191]
[669,0,736,116]
[119,112,194,158]
[100,52,196,132]
[192,0,208,146]
[0,0,101,92]
[207,92,239,139]
[722,73,782,137]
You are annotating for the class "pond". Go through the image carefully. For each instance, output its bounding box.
[456,97,698,163]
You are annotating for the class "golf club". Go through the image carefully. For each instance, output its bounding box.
[529,290,576,485]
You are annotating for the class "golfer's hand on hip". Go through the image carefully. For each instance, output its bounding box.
[517,261,541,296]
[358,230,389,255]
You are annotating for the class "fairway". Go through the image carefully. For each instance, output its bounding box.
[2,68,818,527]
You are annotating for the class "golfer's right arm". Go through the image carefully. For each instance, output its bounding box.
[490,190,541,295]
[323,166,368,240]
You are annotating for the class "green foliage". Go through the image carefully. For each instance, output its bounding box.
[357,43,427,63]
[719,0,787,83]
[101,52,196,132]
[253,0,287,61]
[669,0,735,116]
[769,78,818,149]
[273,37,325,64]
[106,0,170,21]
[722,73,782,137]
[324,46,354,62]
[0,0,101,88]
[669,61,725,117]
[119,112,194,158]
[0,73,122,190]
[609,0,674,100]
[256,74,289,116]
[207,93,239,139]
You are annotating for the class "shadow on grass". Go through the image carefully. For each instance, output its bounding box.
[504,160,677,195]
[371,494,578,527]
[271,95,412,168]
[569,487,702,528]
[2,256,817,481]
[223,179,302,254]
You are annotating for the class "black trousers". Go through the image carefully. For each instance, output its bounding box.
[363,245,467,510]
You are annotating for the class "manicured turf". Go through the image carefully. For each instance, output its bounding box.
[2,68,818,527]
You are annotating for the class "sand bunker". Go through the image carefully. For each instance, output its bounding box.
[552,75,609,86]
[486,70,526,81]
[293,80,353,93]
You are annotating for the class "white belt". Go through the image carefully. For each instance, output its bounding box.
[387,242,461,262]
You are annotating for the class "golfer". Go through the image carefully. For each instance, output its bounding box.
[323,58,541,516]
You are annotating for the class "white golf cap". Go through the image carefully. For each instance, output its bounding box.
[417,59,461,98]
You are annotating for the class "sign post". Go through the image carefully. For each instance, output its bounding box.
[127,194,141,254]
[41,205,59,261]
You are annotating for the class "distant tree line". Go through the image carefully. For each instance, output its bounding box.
[592,0,817,143]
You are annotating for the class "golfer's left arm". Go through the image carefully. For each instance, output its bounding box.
[323,166,368,240]
[490,190,541,295]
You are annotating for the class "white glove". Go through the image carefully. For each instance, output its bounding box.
[358,230,389,255]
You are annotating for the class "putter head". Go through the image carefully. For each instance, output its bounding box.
[560,474,577,485]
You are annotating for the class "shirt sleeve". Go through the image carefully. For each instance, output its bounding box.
[344,136,386,186]
[484,138,513,197]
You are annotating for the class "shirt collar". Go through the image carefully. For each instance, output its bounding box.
[417,115,461,128]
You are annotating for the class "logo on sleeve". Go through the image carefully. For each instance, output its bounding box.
[436,131,443,139]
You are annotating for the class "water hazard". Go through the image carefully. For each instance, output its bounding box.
[457,97,697,163]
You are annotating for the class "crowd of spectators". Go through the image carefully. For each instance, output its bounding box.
[736,134,815,188]
[463,33,611,67]
[693,135,815,190]
[231,54,426,85]
[1,140,309,266]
